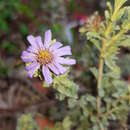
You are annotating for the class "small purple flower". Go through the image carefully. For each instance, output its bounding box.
[21,29,76,84]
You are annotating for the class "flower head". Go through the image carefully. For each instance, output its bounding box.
[21,29,76,84]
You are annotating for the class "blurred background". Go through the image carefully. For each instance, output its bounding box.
[0,0,130,130]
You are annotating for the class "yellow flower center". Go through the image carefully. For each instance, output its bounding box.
[37,50,53,65]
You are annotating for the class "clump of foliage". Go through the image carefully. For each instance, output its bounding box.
[52,71,79,100]
[45,116,72,130]
[18,0,130,129]
[50,0,130,129]
[16,114,39,130]
[0,0,33,34]
[0,58,11,77]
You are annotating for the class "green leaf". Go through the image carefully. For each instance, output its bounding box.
[16,4,34,18]
[104,56,118,71]
[99,88,105,97]
[87,32,101,40]
[112,0,127,21]
[88,38,101,50]
[119,37,130,47]
[19,23,28,36]
[1,42,18,55]
[93,125,100,130]
[53,72,79,99]
[90,116,97,123]
[62,116,72,130]
[115,0,127,10]
[0,19,9,33]
[0,59,10,77]
[68,98,77,108]
[107,2,113,16]
[90,67,98,79]
[105,10,110,22]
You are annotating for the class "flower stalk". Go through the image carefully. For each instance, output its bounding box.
[97,56,104,115]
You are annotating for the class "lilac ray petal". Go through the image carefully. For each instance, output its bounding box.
[53,62,66,74]
[55,57,76,65]
[21,51,36,62]
[53,46,72,56]
[49,42,63,51]
[25,62,40,71]
[26,63,40,78]
[27,35,38,48]
[21,51,35,58]
[35,36,44,49]
[42,65,53,84]
[48,63,60,75]
[27,46,38,54]
[44,29,52,49]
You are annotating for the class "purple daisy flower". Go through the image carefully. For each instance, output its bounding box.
[21,29,76,84]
